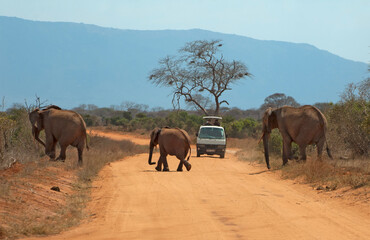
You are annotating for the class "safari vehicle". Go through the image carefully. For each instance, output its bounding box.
[196,116,226,158]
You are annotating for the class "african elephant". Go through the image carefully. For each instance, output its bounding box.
[261,105,332,169]
[148,127,192,172]
[28,105,89,165]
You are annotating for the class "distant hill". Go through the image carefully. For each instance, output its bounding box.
[0,16,367,109]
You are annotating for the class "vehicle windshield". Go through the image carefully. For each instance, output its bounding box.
[198,127,225,139]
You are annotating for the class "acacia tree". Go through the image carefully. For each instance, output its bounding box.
[149,40,251,116]
[260,93,300,110]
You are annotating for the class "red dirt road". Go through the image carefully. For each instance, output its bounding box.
[89,129,149,146]
[26,131,370,240]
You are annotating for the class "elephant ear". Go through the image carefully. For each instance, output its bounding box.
[30,108,47,130]
[150,128,161,146]
[267,108,278,131]
[28,108,40,127]
[263,107,277,134]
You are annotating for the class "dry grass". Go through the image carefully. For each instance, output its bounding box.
[3,181,90,239]
[247,150,370,190]
[77,135,147,181]
[280,158,370,190]
[0,179,10,197]
[230,137,265,164]
[0,135,146,239]
[235,137,370,190]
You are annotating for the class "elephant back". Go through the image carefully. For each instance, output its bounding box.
[307,105,328,128]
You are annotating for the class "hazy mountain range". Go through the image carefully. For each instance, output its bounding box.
[0,16,367,110]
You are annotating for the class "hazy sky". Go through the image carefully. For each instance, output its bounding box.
[0,0,369,62]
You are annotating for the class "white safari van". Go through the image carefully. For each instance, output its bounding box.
[196,116,226,158]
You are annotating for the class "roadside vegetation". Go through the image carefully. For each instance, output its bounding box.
[253,78,369,191]
[0,106,146,239]
[74,104,262,138]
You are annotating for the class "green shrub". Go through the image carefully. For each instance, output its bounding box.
[223,117,261,138]
[268,129,283,155]
[326,78,369,157]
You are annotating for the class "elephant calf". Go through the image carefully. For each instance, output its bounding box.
[148,127,192,171]
[261,105,332,169]
[29,105,89,165]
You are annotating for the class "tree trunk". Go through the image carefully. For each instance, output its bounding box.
[214,96,220,116]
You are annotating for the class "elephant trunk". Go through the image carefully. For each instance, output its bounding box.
[148,143,156,165]
[32,126,45,147]
[263,133,271,169]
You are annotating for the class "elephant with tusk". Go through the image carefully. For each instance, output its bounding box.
[148,127,192,172]
[261,105,332,169]
[28,105,89,165]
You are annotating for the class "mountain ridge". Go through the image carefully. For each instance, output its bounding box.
[0,16,367,109]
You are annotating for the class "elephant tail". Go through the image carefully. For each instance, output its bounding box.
[86,133,90,151]
[312,106,332,159]
[187,145,191,161]
[326,141,332,159]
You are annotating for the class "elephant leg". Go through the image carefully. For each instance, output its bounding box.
[77,147,83,166]
[282,139,291,166]
[51,140,57,159]
[162,155,170,172]
[177,161,184,171]
[299,145,307,161]
[56,144,67,162]
[183,160,192,171]
[45,135,56,160]
[155,156,163,171]
[316,138,325,161]
[177,154,191,171]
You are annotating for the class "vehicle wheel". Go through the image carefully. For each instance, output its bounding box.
[220,153,225,158]
[197,151,200,157]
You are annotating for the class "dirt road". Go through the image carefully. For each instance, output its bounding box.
[89,129,149,145]
[27,131,370,240]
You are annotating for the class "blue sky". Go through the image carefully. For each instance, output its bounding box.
[0,0,369,63]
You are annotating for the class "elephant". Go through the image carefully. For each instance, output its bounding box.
[28,105,89,165]
[261,105,332,169]
[148,127,192,172]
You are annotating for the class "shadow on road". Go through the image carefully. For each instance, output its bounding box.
[142,170,183,173]
[248,170,270,175]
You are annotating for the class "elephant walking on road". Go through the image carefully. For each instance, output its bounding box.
[29,105,89,165]
[261,105,332,169]
[148,127,192,172]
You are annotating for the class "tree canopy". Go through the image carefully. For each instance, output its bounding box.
[149,40,251,116]
[260,93,300,110]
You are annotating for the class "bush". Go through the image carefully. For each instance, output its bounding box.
[82,114,100,127]
[223,117,260,138]
[76,105,264,137]
[1,107,42,169]
[268,129,283,155]
[326,78,369,157]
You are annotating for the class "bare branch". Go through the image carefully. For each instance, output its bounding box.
[148,40,251,116]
